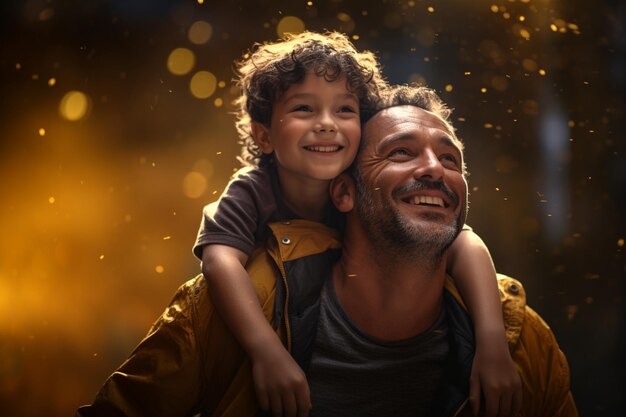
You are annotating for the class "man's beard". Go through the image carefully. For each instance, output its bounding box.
[355,174,463,270]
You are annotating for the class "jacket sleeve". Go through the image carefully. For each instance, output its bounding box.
[513,306,579,417]
[76,279,206,417]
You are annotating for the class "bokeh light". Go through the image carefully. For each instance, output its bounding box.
[58,90,90,121]
[189,71,217,99]
[276,16,305,37]
[166,47,196,75]
[188,21,213,45]
[182,171,208,198]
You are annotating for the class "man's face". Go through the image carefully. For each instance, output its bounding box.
[354,105,468,261]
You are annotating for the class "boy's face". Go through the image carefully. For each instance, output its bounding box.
[254,72,361,181]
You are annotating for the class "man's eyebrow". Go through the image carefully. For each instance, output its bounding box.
[378,132,463,155]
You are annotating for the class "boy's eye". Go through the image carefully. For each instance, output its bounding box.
[338,105,357,113]
[291,104,312,112]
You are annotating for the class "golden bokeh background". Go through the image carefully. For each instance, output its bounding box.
[0,1,624,415]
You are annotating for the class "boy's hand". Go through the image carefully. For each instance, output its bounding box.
[252,342,311,417]
[469,333,522,417]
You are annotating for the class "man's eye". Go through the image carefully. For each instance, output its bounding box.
[440,154,460,168]
[389,148,410,158]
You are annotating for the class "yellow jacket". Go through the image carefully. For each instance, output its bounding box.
[77,220,578,417]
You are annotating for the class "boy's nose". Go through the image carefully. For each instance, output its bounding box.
[314,112,337,133]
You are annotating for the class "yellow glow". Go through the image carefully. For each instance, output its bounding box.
[480,87,487,93]
[352,35,360,40]
[16,62,21,69]
[539,69,547,76]
[182,171,208,198]
[99,254,104,260]
[214,97,223,107]
[445,84,453,92]
[59,90,90,121]
[167,48,196,76]
[490,5,499,13]
[49,196,55,204]
[188,21,213,45]
[276,16,306,37]
[190,71,217,99]
[519,28,531,40]
[550,24,558,32]
[522,58,538,71]
[39,128,46,136]
[519,16,526,22]
[48,78,56,86]
[197,0,204,4]
[427,6,435,13]
[336,13,355,32]
[618,238,625,247]
[155,265,164,273]
[218,80,226,88]
[503,12,510,19]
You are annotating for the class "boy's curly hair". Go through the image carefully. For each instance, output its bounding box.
[234,31,386,166]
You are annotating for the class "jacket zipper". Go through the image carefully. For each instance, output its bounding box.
[275,256,292,353]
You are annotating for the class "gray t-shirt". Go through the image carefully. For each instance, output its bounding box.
[307,278,449,417]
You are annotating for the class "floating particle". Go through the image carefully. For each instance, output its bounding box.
[48,196,55,204]
[39,128,46,136]
[218,81,226,88]
[550,24,558,32]
[503,12,511,19]
[484,123,493,129]
[216,151,222,155]
[490,5,499,13]
[99,254,104,260]
[585,297,593,304]
[495,187,500,191]
[445,84,453,92]
[480,87,487,93]
[163,236,171,240]
[307,1,313,6]
[565,305,579,321]
[427,6,435,13]
[472,186,479,192]
[618,238,625,247]
[59,90,90,121]
[352,34,360,40]
[538,69,546,76]
[155,265,165,273]
[464,71,471,75]
[16,62,21,70]
[197,0,204,4]
[519,28,530,40]
[214,97,223,107]
[48,78,56,86]
[518,16,525,22]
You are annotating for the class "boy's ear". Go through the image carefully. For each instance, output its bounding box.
[251,122,273,154]
[330,173,356,213]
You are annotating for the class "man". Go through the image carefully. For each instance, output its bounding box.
[78,85,578,417]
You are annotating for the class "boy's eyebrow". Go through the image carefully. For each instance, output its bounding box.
[283,92,359,103]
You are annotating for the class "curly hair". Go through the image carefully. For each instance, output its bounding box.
[234,31,386,166]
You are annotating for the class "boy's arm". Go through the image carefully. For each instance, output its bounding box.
[447,229,522,417]
[202,244,311,417]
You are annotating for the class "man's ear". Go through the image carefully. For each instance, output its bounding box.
[251,122,273,154]
[330,173,356,213]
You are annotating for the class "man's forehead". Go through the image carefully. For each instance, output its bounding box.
[364,105,461,148]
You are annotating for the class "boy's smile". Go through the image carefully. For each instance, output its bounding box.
[254,72,361,184]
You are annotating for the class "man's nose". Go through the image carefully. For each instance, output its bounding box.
[314,111,337,133]
[412,148,444,181]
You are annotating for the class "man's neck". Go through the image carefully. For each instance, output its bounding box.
[333,226,448,342]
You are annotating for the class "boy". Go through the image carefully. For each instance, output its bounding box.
[194,32,520,417]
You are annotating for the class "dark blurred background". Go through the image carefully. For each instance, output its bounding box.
[0,0,624,415]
